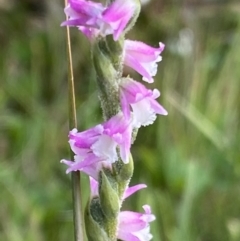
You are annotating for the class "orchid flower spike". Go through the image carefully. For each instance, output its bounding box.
[124,40,165,83]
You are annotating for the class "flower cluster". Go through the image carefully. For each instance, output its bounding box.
[61,113,132,179]
[61,0,167,240]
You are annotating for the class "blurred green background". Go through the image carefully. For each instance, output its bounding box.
[1,0,240,240]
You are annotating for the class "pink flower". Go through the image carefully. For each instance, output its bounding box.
[61,113,132,178]
[120,78,168,128]
[124,40,165,83]
[101,0,137,41]
[89,178,155,241]
[61,0,104,28]
[61,0,138,41]
[118,205,155,241]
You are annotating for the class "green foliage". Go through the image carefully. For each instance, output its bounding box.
[0,1,240,241]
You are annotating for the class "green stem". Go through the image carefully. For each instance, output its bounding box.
[64,0,85,240]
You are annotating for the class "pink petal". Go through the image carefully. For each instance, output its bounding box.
[124,55,153,83]
[149,98,168,116]
[123,184,147,200]
[120,90,131,120]
[89,176,98,197]
[123,40,165,82]
[124,40,164,61]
